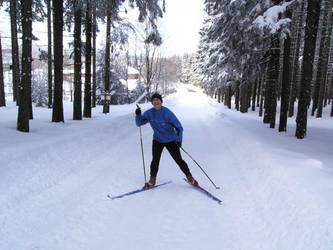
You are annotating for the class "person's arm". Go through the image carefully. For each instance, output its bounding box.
[167,110,183,143]
[135,110,149,127]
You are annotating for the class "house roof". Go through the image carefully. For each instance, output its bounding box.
[128,66,139,75]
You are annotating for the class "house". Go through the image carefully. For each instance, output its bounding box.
[127,66,140,91]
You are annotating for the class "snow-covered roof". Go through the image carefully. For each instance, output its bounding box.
[128,66,139,75]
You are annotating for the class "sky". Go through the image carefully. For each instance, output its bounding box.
[121,0,205,57]
[159,0,205,56]
[0,0,205,58]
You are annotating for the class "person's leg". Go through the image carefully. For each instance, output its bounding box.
[166,141,198,186]
[165,141,192,176]
[150,140,164,178]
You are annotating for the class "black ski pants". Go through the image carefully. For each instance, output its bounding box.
[150,140,192,177]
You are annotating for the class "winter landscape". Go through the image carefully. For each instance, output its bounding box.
[1,0,333,250]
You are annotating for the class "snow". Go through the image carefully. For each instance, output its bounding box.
[127,79,139,91]
[1,84,333,250]
[253,1,294,34]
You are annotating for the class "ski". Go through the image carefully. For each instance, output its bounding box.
[184,178,222,204]
[108,181,172,200]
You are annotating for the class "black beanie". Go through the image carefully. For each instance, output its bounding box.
[151,93,163,103]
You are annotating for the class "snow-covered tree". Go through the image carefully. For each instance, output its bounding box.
[196,0,333,138]
[32,72,48,107]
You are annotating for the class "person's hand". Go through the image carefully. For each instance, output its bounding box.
[176,141,182,148]
[135,107,141,116]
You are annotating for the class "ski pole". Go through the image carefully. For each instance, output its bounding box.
[180,147,220,189]
[137,104,147,183]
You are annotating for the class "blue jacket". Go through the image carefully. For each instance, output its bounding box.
[135,106,183,143]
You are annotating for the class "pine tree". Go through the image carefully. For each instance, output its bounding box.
[52,0,64,122]
[316,1,333,117]
[240,81,249,113]
[73,0,82,120]
[0,34,5,107]
[263,35,280,127]
[331,76,333,116]
[251,78,258,111]
[256,78,262,108]
[279,6,292,132]
[47,0,53,108]
[269,36,281,129]
[235,81,240,111]
[84,0,92,118]
[227,85,232,109]
[296,0,321,139]
[259,75,265,117]
[311,0,331,116]
[17,0,32,132]
[92,0,97,108]
[103,7,111,114]
[289,0,305,118]
[10,0,20,103]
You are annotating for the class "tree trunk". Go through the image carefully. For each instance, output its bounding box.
[47,0,53,108]
[256,77,262,107]
[327,75,333,116]
[224,90,228,106]
[0,34,5,107]
[10,0,20,103]
[227,85,232,109]
[323,83,328,107]
[73,0,82,120]
[221,88,224,103]
[92,0,97,108]
[263,65,271,123]
[240,82,248,113]
[251,78,258,111]
[289,0,305,118]
[269,35,280,129]
[311,0,331,116]
[316,2,333,117]
[17,0,32,132]
[103,9,111,114]
[84,1,92,118]
[247,83,251,109]
[264,36,280,125]
[235,81,240,111]
[259,80,265,117]
[279,8,292,132]
[52,0,64,122]
[331,87,333,116]
[296,0,321,139]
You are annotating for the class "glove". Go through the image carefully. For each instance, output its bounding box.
[135,107,141,116]
[176,141,182,148]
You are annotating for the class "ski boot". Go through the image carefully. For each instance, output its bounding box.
[144,176,156,189]
[186,175,199,186]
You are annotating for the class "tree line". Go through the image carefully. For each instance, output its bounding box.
[0,0,165,132]
[196,0,333,139]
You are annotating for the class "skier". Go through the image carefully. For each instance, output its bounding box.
[135,93,198,188]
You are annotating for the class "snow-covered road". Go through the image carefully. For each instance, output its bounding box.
[1,84,333,250]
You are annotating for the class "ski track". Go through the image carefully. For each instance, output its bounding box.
[1,85,333,250]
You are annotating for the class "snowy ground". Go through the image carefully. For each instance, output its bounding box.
[1,84,333,250]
